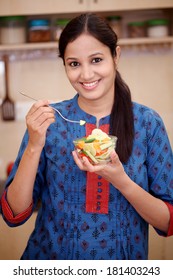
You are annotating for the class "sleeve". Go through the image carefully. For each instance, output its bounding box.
[0,189,33,227]
[164,202,173,236]
[0,130,46,227]
[145,110,173,236]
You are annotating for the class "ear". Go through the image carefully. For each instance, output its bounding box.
[114,46,121,67]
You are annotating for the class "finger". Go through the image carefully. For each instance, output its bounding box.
[28,114,55,137]
[82,156,105,172]
[27,100,50,116]
[110,150,119,164]
[72,151,105,172]
[27,105,55,125]
[26,105,55,136]
[72,151,85,170]
[34,110,55,126]
[39,116,56,132]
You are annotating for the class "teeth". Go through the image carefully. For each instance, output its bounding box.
[82,81,98,87]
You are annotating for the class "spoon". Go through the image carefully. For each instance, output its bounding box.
[19,92,86,126]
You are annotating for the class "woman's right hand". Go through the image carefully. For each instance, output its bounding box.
[26,100,55,151]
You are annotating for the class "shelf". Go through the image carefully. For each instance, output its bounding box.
[119,36,173,46]
[0,37,173,53]
[0,42,57,52]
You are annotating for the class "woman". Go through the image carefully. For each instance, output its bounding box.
[1,13,173,260]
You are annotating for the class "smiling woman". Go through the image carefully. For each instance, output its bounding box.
[0,13,173,260]
[64,34,118,114]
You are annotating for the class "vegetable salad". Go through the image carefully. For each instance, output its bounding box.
[73,129,117,165]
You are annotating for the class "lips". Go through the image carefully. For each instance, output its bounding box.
[81,80,99,89]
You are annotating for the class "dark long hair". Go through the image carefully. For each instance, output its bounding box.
[59,13,134,163]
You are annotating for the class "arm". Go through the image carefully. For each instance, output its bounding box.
[106,156,170,233]
[7,143,43,215]
[6,100,55,216]
[118,178,170,233]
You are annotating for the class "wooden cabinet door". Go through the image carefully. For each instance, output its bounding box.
[0,0,89,16]
[88,0,173,12]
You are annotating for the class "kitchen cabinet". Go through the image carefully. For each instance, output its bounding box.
[0,0,173,16]
[0,0,173,52]
[88,0,173,12]
[0,0,88,16]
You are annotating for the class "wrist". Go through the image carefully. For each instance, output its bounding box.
[112,172,133,193]
[26,142,43,157]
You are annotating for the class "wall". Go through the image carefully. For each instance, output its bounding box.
[0,45,173,260]
[120,46,173,145]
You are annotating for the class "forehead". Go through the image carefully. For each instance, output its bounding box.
[64,33,110,59]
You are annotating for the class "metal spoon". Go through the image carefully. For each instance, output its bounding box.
[19,92,86,126]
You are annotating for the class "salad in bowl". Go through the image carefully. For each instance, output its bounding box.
[73,129,117,165]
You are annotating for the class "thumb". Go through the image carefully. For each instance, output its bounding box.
[110,150,119,164]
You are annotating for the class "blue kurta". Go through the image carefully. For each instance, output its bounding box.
[2,94,173,259]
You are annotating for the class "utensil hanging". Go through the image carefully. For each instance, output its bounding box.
[1,55,15,121]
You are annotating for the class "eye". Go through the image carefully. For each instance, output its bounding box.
[69,61,80,67]
[92,57,102,64]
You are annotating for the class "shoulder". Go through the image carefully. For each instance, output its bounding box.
[132,102,168,144]
[133,102,160,117]
[132,102,164,127]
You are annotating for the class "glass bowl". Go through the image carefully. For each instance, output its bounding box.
[73,134,117,165]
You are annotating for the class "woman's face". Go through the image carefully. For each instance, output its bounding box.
[64,33,120,104]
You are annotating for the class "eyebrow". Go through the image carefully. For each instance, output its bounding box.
[66,52,103,61]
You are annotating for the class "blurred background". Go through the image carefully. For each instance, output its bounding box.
[0,0,173,260]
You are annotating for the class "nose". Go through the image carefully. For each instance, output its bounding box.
[80,64,94,81]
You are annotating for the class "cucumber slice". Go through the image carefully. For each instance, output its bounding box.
[100,142,113,150]
[85,138,96,143]
[83,143,96,156]
[80,120,86,126]
[85,150,99,164]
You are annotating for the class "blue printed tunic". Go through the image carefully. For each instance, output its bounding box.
[2,94,173,260]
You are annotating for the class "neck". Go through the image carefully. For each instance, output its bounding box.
[78,95,113,121]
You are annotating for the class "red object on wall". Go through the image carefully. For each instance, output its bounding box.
[6,162,14,176]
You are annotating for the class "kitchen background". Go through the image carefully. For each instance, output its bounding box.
[0,0,173,260]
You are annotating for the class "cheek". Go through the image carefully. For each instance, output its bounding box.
[100,61,116,77]
[102,68,116,81]
[65,69,78,84]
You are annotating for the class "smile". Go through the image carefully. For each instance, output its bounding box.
[81,80,99,89]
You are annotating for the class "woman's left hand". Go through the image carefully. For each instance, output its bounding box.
[72,150,128,188]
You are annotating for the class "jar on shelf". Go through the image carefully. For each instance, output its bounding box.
[127,21,146,38]
[107,16,122,38]
[53,19,69,41]
[0,16,26,44]
[147,19,169,37]
[28,19,51,43]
